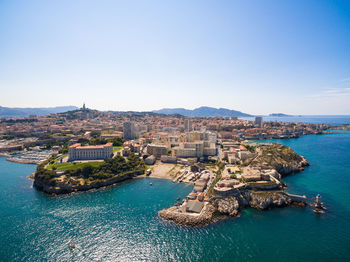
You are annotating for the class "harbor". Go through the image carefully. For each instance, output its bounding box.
[5,147,57,164]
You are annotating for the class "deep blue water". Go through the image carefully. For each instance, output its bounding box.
[1,132,350,261]
[240,115,350,125]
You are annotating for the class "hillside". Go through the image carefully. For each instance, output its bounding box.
[250,143,309,176]
[0,106,78,118]
[153,106,252,117]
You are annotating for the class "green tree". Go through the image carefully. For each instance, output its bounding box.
[82,165,93,178]
[108,137,124,146]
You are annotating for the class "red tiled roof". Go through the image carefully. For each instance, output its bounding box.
[69,143,81,148]
[240,145,247,151]
[69,143,112,149]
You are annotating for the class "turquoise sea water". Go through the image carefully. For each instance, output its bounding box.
[1,131,350,261]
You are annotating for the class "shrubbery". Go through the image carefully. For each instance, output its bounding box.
[245,144,256,153]
[108,137,124,146]
[35,153,145,185]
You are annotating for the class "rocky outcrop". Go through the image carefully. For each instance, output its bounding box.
[158,203,224,227]
[212,191,296,213]
[159,190,306,226]
[215,196,240,216]
[275,155,309,176]
[245,191,292,210]
[211,192,248,215]
[33,173,136,195]
[251,144,309,176]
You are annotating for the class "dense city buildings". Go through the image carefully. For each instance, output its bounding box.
[0,107,334,164]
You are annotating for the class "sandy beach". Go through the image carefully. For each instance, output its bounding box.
[141,163,183,180]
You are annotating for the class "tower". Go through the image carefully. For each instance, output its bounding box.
[184,119,192,132]
[255,116,263,128]
[123,122,135,140]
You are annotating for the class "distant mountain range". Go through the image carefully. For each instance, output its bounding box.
[153,106,253,117]
[1,105,292,118]
[0,106,79,118]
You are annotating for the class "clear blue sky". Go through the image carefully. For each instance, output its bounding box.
[1,0,350,115]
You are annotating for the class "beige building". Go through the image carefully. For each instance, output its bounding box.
[68,143,113,161]
[173,141,216,158]
[146,144,168,159]
[185,131,217,143]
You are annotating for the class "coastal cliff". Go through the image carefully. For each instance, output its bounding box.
[33,172,139,194]
[245,191,291,209]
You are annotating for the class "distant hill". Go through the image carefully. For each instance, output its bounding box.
[269,113,293,117]
[153,106,252,117]
[0,106,79,118]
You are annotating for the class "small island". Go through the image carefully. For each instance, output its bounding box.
[268,113,293,117]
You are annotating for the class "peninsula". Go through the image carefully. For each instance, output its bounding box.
[158,142,309,226]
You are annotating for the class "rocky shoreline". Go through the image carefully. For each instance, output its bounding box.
[159,202,226,227]
[6,158,40,165]
[33,172,138,195]
[158,191,306,227]
[0,153,11,157]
